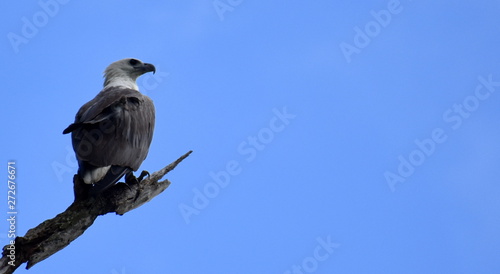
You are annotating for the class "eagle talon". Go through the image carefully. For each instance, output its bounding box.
[137,170,150,182]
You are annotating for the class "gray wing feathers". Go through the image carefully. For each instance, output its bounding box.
[65,87,155,171]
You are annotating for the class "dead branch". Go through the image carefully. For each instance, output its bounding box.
[0,150,192,273]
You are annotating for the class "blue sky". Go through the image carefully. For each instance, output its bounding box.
[2,1,500,273]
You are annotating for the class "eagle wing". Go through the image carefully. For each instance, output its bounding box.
[63,87,155,171]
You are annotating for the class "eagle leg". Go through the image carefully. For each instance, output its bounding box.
[73,174,91,201]
[125,171,149,202]
[125,172,139,186]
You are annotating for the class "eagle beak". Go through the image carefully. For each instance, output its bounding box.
[142,63,156,74]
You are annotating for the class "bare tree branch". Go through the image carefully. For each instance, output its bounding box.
[0,151,192,274]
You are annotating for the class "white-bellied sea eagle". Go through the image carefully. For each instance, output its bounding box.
[63,58,156,194]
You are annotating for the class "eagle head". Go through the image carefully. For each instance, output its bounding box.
[103,58,156,90]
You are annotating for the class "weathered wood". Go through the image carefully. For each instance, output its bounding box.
[0,151,192,273]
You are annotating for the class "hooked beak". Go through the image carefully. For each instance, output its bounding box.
[141,63,156,74]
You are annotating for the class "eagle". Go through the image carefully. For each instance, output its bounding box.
[63,58,156,194]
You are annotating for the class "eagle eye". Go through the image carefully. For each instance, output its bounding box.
[129,59,139,66]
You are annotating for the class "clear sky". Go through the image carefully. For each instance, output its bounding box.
[2,1,500,273]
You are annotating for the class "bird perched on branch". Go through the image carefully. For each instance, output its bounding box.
[63,58,156,195]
